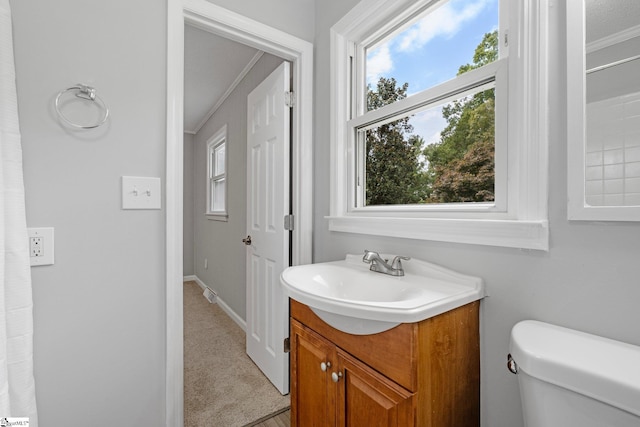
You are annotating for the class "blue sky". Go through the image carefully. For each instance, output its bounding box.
[366,0,498,147]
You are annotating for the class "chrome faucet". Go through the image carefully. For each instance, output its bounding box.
[362,250,410,276]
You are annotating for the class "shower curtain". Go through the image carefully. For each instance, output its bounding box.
[0,0,39,423]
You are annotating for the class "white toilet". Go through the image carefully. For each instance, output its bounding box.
[509,320,640,427]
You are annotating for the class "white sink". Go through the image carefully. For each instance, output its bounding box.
[280,254,485,335]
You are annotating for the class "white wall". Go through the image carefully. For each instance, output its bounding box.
[205,0,315,43]
[11,0,166,425]
[184,133,195,276]
[192,54,284,320]
[313,2,640,427]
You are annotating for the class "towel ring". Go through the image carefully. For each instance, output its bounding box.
[54,84,110,129]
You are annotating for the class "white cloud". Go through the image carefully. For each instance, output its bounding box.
[366,43,393,85]
[412,109,445,171]
[409,107,447,146]
[397,0,491,52]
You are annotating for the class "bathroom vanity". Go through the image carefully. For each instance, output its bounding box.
[289,299,480,427]
[281,254,485,426]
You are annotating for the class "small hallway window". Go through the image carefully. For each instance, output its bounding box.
[206,125,228,220]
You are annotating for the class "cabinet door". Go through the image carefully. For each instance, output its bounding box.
[337,350,415,427]
[291,320,336,427]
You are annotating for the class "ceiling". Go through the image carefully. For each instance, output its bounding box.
[585,0,640,43]
[184,25,261,133]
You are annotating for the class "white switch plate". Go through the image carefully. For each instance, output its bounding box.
[122,176,161,209]
[28,227,54,266]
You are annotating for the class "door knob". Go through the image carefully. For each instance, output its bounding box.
[242,235,252,245]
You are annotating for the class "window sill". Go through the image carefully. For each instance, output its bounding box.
[326,216,549,251]
[206,213,228,222]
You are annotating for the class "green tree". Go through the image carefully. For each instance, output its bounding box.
[365,77,429,205]
[425,30,498,203]
[430,139,495,202]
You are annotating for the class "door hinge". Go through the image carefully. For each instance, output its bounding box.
[284,214,294,231]
[285,91,295,108]
[284,337,290,353]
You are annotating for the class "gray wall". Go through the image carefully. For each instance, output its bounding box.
[313,2,640,427]
[12,0,166,425]
[11,0,310,424]
[184,133,195,276]
[191,54,284,320]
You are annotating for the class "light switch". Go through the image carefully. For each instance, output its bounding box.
[122,176,161,209]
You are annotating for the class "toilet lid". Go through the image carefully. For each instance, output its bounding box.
[510,320,640,417]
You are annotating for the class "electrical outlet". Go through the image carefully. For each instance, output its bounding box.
[28,227,54,266]
[30,236,43,257]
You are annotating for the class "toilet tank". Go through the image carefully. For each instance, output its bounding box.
[509,320,640,427]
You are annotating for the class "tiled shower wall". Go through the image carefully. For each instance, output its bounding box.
[586,91,640,206]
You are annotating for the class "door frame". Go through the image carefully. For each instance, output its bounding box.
[166,1,314,425]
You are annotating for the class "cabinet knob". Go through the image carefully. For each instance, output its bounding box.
[331,371,343,383]
[320,361,331,372]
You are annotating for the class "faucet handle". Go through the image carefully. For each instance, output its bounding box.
[362,249,379,263]
[390,255,410,269]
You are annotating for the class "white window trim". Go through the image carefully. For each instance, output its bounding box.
[328,0,549,250]
[206,124,228,221]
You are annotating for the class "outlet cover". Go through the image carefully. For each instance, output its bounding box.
[28,227,54,266]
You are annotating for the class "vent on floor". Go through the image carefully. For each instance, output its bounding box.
[203,287,217,304]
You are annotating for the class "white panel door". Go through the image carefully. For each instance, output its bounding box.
[246,61,290,395]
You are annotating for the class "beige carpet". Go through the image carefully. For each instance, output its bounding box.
[184,281,290,427]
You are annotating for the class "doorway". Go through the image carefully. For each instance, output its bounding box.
[166,1,313,425]
[183,24,291,391]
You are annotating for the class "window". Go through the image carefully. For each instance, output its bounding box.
[359,1,501,208]
[206,125,228,220]
[329,0,549,250]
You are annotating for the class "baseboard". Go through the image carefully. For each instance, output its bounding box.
[216,297,247,332]
[184,275,247,332]
[189,276,208,290]
[183,275,197,282]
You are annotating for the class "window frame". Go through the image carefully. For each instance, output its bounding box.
[351,60,508,215]
[206,125,228,221]
[328,0,549,250]
[566,0,640,221]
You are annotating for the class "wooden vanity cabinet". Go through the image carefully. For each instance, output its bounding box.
[290,299,480,427]
[290,321,336,427]
[291,320,414,427]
